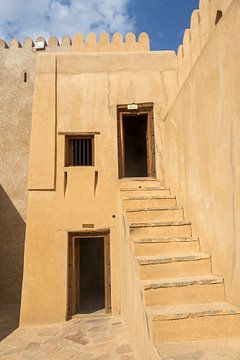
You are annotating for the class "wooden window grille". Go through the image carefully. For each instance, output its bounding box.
[66,136,94,166]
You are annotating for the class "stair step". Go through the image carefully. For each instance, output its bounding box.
[121,187,169,192]
[147,302,240,342]
[148,301,240,321]
[136,252,210,265]
[133,237,199,256]
[142,275,225,306]
[121,189,171,197]
[133,237,198,243]
[119,179,163,189]
[123,195,176,201]
[130,221,192,238]
[123,196,177,209]
[136,252,211,280]
[125,207,184,223]
[143,275,224,290]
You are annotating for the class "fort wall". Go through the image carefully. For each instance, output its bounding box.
[1,0,239,337]
[176,0,233,89]
[0,31,151,305]
[161,0,240,306]
[20,50,177,327]
[0,47,36,304]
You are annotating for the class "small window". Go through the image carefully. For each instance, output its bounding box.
[65,136,94,166]
[23,72,28,83]
[215,10,223,25]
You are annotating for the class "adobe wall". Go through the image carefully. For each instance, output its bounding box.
[0,35,74,305]
[0,47,36,304]
[0,36,73,305]
[0,32,163,306]
[20,48,178,326]
[161,0,240,305]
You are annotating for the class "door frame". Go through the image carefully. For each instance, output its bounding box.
[67,231,111,318]
[117,103,156,178]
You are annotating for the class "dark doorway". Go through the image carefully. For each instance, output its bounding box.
[117,104,156,178]
[68,232,111,317]
[123,115,148,177]
[79,238,105,313]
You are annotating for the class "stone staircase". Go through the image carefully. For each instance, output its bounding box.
[121,179,240,348]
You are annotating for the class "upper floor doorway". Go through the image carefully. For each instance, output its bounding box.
[117,103,156,178]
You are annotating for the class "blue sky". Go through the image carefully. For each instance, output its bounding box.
[129,0,199,51]
[0,0,200,52]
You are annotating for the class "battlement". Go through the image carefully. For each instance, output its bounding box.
[177,0,233,87]
[0,32,150,53]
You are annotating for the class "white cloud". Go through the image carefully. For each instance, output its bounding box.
[0,0,135,42]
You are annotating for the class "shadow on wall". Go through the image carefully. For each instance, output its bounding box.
[0,185,26,339]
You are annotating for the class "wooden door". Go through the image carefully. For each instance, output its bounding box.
[146,110,156,177]
[68,237,79,317]
[117,113,125,178]
[104,234,111,313]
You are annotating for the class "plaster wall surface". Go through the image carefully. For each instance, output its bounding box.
[20,50,178,326]
[0,48,37,304]
[161,0,240,306]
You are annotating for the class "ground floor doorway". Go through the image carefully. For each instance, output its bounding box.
[68,231,111,317]
[117,103,156,178]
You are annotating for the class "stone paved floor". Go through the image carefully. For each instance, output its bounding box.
[157,338,240,360]
[0,305,139,360]
[2,305,240,359]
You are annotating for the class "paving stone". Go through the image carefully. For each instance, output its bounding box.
[22,349,45,360]
[88,324,109,333]
[0,306,138,360]
[38,327,59,337]
[157,339,240,360]
[93,355,111,360]
[24,341,41,350]
[72,353,96,360]
[166,352,204,360]
[116,344,132,354]
[39,341,58,354]
[93,336,114,344]
[92,341,114,354]
[85,317,111,325]
[120,355,135,360]
[64,330,89,345]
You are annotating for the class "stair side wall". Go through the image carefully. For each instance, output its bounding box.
[120,212,157,360]
[161,0,240,306]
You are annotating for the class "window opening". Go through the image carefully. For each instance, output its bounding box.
[215,10,223,25]
[23,72,27,83]
[66,136,94,166]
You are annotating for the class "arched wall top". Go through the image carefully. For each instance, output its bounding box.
[48,36,59,47]
[0,32,150,52]
[61,36,72,47]
[177,0,234,88]
[10,38,22,48]
[23,37,34,49]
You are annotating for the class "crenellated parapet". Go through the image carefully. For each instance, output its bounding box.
[0,32,150,52]
[177,0,233,87]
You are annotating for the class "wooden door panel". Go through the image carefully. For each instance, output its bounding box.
[68,237,79,317]
[147,110,156,177]
[104,234,111,313]
[118,113,125,178]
